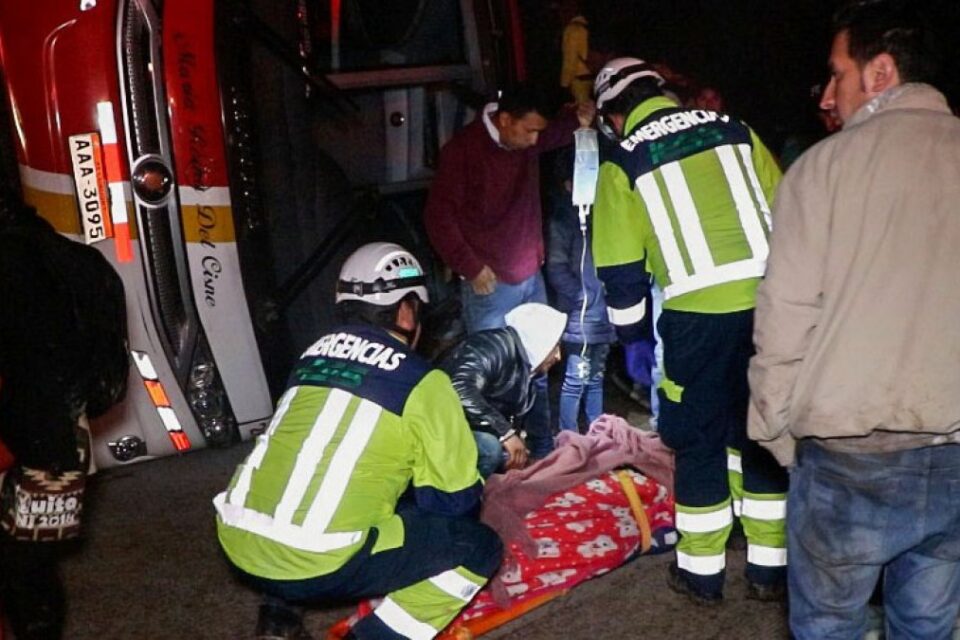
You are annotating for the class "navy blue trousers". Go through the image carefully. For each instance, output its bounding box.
[657,309,788,592]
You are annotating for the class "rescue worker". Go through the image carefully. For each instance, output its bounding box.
[441,303,567,477]
[590,58,787,604]
[214,242,502,640]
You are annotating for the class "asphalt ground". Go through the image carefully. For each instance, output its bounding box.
[53,374,795,640]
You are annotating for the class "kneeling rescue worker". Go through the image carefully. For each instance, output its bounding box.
[214,242,502,639]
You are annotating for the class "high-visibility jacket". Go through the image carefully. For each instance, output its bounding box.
[215,324,483,580]
[593,96,781,322]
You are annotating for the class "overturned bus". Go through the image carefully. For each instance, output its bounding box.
[0,0,523,467]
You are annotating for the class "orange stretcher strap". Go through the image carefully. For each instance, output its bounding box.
[617,469,652,554]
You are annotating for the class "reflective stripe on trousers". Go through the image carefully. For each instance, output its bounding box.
[728,447,743,517]
[742,492,787,569]
[730,448,788,571]
[675,499,732,579]
[357,566,487,639]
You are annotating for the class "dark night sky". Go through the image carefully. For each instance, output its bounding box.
[521,0,960,149]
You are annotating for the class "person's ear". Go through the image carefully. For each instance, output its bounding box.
[862,53,901,96]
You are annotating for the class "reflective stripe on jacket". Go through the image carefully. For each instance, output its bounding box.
[593,96,781,315]
[215,324,482,580]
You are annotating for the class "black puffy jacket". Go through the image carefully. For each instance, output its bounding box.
[0,212,127,471]
[440,327,535,439]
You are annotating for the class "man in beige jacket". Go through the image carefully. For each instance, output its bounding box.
[747,1,960,637]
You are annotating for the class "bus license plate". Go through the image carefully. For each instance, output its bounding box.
[68,132,113,244]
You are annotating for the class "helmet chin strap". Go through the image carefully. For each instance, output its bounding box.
[597,113,619,141]
[389,323,417,344]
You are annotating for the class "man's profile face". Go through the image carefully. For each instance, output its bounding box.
[820,30,870,125]
[496,111,548,150]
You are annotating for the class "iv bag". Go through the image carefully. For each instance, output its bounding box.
[572,127,599,208]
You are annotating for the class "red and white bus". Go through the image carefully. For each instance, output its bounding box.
[0,0,524,468]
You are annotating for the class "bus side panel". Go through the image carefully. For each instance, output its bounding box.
[164,0,273,436]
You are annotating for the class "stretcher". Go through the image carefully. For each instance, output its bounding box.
[328,468,676,638]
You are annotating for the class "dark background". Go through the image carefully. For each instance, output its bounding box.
[520,0,960,150]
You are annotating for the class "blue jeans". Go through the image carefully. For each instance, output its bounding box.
[788,442,960,640]
[559,342,609,433]
[474,431,508,478]
[460,272,553,458]
[459,271,547,334]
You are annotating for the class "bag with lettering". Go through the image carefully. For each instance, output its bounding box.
[0,465,86,542]
[0,422,91,542]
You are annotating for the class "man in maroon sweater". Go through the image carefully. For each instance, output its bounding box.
[424,83,594,461]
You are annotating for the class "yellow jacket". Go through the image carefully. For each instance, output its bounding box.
[560,16,590,102]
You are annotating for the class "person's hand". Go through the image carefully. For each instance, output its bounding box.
[470,265,497,295]
[576,100,597,128]
[502,434,529,470]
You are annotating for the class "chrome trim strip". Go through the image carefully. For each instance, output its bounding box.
[116,0,200,377]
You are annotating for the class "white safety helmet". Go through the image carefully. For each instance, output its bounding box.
[594,57,665,111]
[336,242,429,306]
[594,57,665,139]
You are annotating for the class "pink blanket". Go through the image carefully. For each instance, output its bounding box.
[480,414,674,561]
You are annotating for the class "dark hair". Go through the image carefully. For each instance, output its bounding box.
[336,291,419,328]
[496,82,553,119]
[602,76,664,118]
[0,186,36,229]
[832,0,941,85]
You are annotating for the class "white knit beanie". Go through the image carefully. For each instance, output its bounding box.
[504,303,568,371]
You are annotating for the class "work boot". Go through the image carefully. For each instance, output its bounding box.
[745,579,787,603]
[666,562,722,607]
[255,603,314,640]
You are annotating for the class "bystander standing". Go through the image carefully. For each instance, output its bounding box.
[0,188,128,639]
[546,153,615,434]
[749,2,960,637]
[424,83,593,459]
